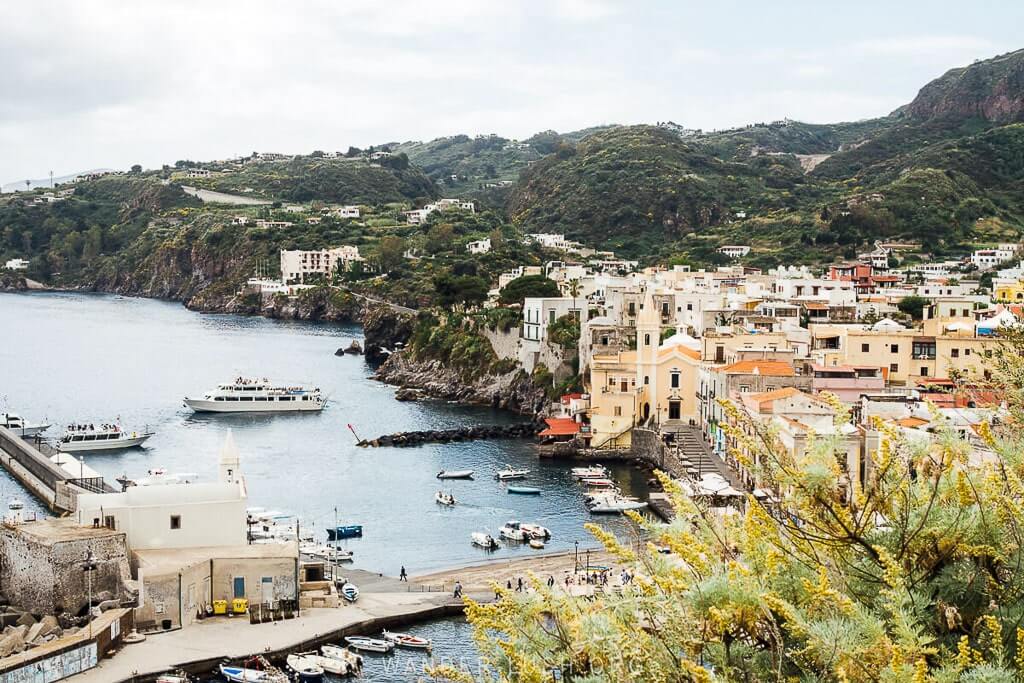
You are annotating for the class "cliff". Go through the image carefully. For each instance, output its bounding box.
[903,48,1024,123]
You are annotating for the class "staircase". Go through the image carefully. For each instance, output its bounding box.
[670,424,745,491]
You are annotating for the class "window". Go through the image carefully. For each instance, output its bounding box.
[912,341,936,359]
[965,348,971,356]
[600,336,608,346]
[671,373,680,389]
[890,363,899,373]
[951,348,959,358]
[891,344,899,353]
[920,367,929,377]
[104,515,115,530]
[686,303,693,311]
[644,334,650,346]
[644,376,649,385]
[962,309,970,317]
[739,385,750,392]
[861,343,870,353]
[170,515,181,530]
[661,302,669,316]
[628,302,636,316]
[613,406,622,417]
[549,310,556,325]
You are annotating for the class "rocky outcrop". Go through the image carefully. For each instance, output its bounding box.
[362,304,415,362]
[904,48,1024,123]
[0,272,27,291]
[374,350,548,415]
[361,422,538,447]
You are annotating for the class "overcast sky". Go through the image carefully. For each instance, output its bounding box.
[1,0,1020,184]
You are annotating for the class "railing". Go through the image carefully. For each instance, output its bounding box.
[66,477,107,494]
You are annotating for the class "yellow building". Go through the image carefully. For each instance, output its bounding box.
[995,279,1024,302]
[589,291,701,448]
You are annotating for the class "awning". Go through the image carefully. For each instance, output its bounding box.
[538,418,581,437]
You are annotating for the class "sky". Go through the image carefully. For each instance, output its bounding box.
[1,0,1021,184]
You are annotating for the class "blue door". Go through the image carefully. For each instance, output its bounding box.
[233,577,245,599]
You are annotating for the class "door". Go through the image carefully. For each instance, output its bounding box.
[669,401,681,420]
[261,577,274,605]
[232,577,245,599]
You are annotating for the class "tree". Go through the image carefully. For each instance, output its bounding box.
[441,346,1024,682]
[310,150,325,158]
[130,164,142,174]
[498,275,560,306]
[896,294,928,320]
[426,223,456,254]
[375,236,405,272]
[433,273,488,309]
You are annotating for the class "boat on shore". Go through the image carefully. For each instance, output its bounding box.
[495,464,530,480]
[338,581,360,602]
[435,490,456,506]
[471,531,499,549]
[344,635,394,653]
[437,469,474,479]
[1,413,50,438]
[319,644,363,675]
[57,423,153,452]
[382,630,431,649]
[184,377,325,413]
[507,485,540,495]
[285,653,325,682]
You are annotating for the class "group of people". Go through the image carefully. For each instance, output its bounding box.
[66,422,118,432]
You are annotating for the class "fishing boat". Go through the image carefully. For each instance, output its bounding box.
[471,532,499,549]
[219,656,288,683]
[327,525,363,540]
[339,582,360,602]
[571,465,608,479]
[285,653,325,682]
[184,377,326,413]
[435,490,456,506]
[495,464,530,480]
[382,630,432,649]
[57,423,153,452]
[437,469,474,479]
[507,485,541,495]
[1,413,50,438]
[344,635,394,653]
[529,539,545,549]
[320,645,363,675]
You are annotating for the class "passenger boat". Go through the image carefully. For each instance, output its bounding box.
[58,423,153,452]
[571,465,609,479]
[471,532,499,549]
[382,630,431,649]
[437,469,474,479]
[184,377,326,413]
[219,657,288,683]
[1,413,50,438]
[339,582,360,602]
[285,653,325,682]
[343,635,394,653]
[435,490,456,506]
[319,644,363,675]
[495,464,530,480]
[327,525,363,540]
[507,485,540,495]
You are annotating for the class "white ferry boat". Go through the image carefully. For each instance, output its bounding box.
[184,378,326,413]
[1,413,50,438]
[58,423,153,453]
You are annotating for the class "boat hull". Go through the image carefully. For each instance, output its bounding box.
[507,486,541,495]
[437,470,474,479]
[183,398,324,413]
[59,434,152,452]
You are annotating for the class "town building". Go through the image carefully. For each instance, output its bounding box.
[4,258,29,270]
[279,246,365,283]
[466,238,491,255]
[716,245,751,259]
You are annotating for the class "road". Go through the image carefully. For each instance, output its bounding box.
[180,186,272,206]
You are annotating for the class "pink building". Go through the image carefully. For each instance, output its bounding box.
[805,363,885,403]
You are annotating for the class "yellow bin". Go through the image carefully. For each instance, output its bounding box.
[232,598,249,614]
[212,600,228,615]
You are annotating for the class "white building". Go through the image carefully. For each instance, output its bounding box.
[75,432,248,551]
[254,220,294,230]
[231,215,249,226]
[525,233,583,253]
[186,169,212,178]
[404,199,475,224]
[280,246,365,283]
[466,238,491,255]
[4,258,29,271]
[332,205,360,219]
[972,248,1015,270]
[522,297,583,343]
[717,245,751,259]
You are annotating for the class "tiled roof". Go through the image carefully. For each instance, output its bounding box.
[538,418,581,437]
[720,360,795,376]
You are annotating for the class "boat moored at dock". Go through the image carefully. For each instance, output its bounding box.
[319,645,363,676]
[184,377,326,413]
[1,413,50,438]
[285,653,325,682]
[344,635,393,653]
[382,630,431,649]
[57,423,153,452]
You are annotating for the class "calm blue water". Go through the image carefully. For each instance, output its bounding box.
[0,292,649,576]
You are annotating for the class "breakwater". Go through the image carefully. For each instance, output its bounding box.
[358,422,538,447]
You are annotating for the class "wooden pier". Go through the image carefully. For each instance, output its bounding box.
[0,426,115,514]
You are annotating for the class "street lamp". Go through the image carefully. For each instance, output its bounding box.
[574,541,578,572]
[82,549,97,638]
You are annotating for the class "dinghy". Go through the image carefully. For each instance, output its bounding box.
[344,635,394,653]
[529,539,545,549]
[286,653,325,682]
[337,580,359,602]
[495,464,530,480]
[507,485,540,495]
[437,469,474,479]
[320,644,363,675]
[382,630,432,649]
[435,490,456,506]
[471,532,499,549]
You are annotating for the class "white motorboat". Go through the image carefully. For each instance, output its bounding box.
[382,630,431,649]
[519,522,551,539]
[437,469,474,479]
[57,423,153,452]
[499,520,530,542]
[285,653,325,682]
[219,657,288,683]
[581,478,616,489]
[184,377,326,413]
[1,413,50,438]
[319,645,363,676]
[155,673,188,683]
[344,635,393,653]
[571,465,608,480]
[8,500,23,511]
[471,532,499,549]
[587,494,649,514]
[495,464,530,480]
[435,490,456,506]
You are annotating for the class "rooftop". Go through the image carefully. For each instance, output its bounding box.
[720,360,795,376]
[133,542,298,574]
[2,517,124,545]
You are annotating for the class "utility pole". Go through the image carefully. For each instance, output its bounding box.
[82,549,97,638]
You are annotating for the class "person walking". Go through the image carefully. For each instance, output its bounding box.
[547,575,555,588]
[399,566,408,582]
[453,580,463,598]
[516,577,524,592]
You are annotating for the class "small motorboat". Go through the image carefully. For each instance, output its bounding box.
[155,672,188,683]
[581,478,616,489]
[529,539,545,550]
[219,657,288,683]
[327,525,363,540]
[1,413,50,438]
[499,520,529,542]
[286,653,325,682]
[571,465,608,479]
[8,500,24,511]
[519,522,551,539]
[344,635,394,653]
[435,491,456,506]
[437,469,474,479]
[587,494,649,514]
[320,644,363,675]
[495,464,530,480]
[507,485,541,495]
[339,581,360,602]
[382,629,432,649]
[471,532,499,549]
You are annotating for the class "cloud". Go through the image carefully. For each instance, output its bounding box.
[853,35,998,58]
